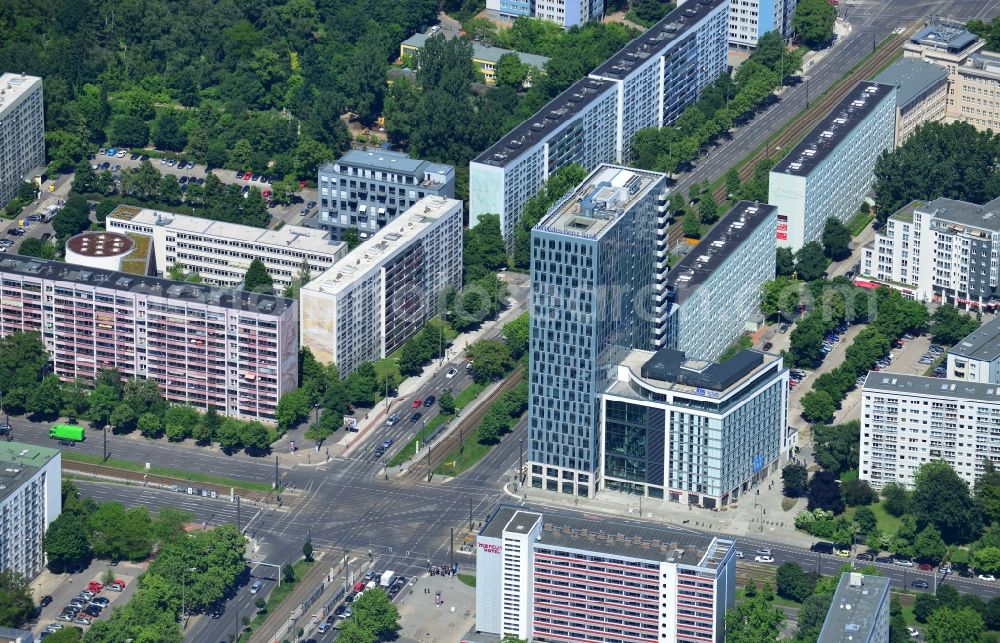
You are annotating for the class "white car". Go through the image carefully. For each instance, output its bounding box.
[978,574,996,582]
[894,559,914,567]
[446,367,459,379]
[754,555,774,563]
[735,551,744,559]
[907,626,919,638]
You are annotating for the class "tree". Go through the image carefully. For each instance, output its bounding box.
[682,209,701,238]
[812,420,860,475]
[108,403,137,434]
[465,339,513,384]
[842,478,878,506]
[26,374,63,418]
[276,388,312,432]
[343,228,361,251]
[882,482,911,517]
[282,563,296,584]
[496,53,529,88]
[926,607,985,643]
[913,524,947,565]
[912,460,981,543]
[913,593,940,623]
[337,620,377,643]
[44,513,91,573]
[725,593,784,643]
[795,241,828,281]
[974,546,1000,575]
[801,389,835,424]
[976,459,1000,525]
[776,247,795,277]
[255,596,267,614]
[0,569,35,628]
[152,112,187,152]
[808,471,844,515]
[86,384,120,427]
[123,378,167,418]
[775,562,817,603]
[502,313,530,360]
[782,462,808,497]
[240,421,272,454]
[86,502,153,561]
[52,195,92,241]
[853,506,878,536]
[796,592,835,642]
[303,536,313,562]
[109,114,149,147]
[152,507,192,543]
[439,389,455,415]
[793,0,837,48]
[931,304,980,347]
[164,404,199,442]
[351,588,401,639]
[195,406,222,445]
[463,214,507,283]
[477,413,506,444]
[698,190,719,224]
[243,258,274,293]
[821,217,851,260]
[725,167,742,198]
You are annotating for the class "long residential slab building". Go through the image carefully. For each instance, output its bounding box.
[300,196,463,376]
[0,256,297,422]
[470,0,728,249]
[0,73,44,209]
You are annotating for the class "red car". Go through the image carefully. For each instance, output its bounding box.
[87,581,104,593]
[243,171,253,181]
[917,563,933,571]
[262,189,272,198]
[411,399,422,408]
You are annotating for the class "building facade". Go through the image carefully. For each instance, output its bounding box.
[860,372,1000,489]
[0,74,44,210]
[399,32,550,86]
[315,148,454,242]
[662,202,776,360]
[106,206,346,290]
[729,0,796,50]
[300,197,463,376]
[947,317,1000,384]
[475,506,737,642]
[486,0,604,27]
[470,0,728,249]
[769,82,895,251]
[598,348,791,507]
[861,196,1000,308]
[0,256,297,422]
[0,442,60,580]
[529,166,668,498]
[817,573,890,643]
[873,58,949,146]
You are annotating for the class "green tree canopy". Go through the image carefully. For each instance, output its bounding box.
[792,0,837,48]
[912,460,981,543]
[794,241,828,281]
[243,258,274,293]
[0,570,35,628]
[926,607,985,643]
[44,513,92,573]
[821,217,852,260]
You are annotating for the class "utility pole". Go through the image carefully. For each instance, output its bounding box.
[450,527,455,572]
[806,79,810,108]
[427,441,433,482]
[518,438,523,485]
[343,546,349,598]
[274,456,279,490]
[103,425,108,461]
[236,495,241,532]
[469,498,473,532]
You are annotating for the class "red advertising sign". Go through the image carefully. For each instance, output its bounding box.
[478,542,502,554]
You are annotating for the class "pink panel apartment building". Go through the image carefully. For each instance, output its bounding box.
[0,256,297,422]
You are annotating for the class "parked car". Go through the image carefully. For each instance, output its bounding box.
[779,324,789,333]
[243,171,253,180]
[855,553,874,562]
[895,559,914,567]
[917,563,933,571]
[907,626,920,638]
[39,595,53,608]
[90,597,110,607]
[979,574,997,582]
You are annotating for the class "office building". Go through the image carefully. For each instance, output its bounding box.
[470,0,728,249]
[768,82,895,251]
[65,230,154,275]
[947,317,1000,384]
[400,32,550,86]
[873,58,949,146]
[662,202,776,359]
[0,256,297,422]
[0,74,44,210]
[529,165,667,498]
[300,196,463,376]
[861,196,1000,308]
[486,0,604,27]
[729,0,797,51]
[597,348,791,506]
[860,372,1000,488]
[315,148,454,242]
[475,505,737,642]
[904,22,984,69]
[817,573,891,643]
[0,442,60,580]
[106,206,346,291]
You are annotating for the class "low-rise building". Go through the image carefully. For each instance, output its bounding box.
[486,0,605,27]
[300,196,463,376]
[65,230,154,275]
[0,256,297,422]
[817,573,890,643]
[0,442,60,580]
[316,148,454,242]
[873,58,949,146]
[947,316,1000,384]
[400,32,550,86]
[662,202,776,360]
[106,206,345,290]
[0,73,44,210]
[860,372,1000,488]
[475,505,737,642]
[598,347,791,507]
[768,82,895,251]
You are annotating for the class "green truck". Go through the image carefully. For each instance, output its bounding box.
[49,424,85,442]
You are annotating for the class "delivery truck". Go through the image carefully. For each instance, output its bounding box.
[49,424,85,442]
[380,570,395,587]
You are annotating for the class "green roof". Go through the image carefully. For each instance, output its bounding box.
[888,200,925,224]
[0,441,59,503]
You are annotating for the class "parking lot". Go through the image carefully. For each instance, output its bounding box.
[32,560,141,638]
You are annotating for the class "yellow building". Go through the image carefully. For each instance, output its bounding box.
[399,32,549,86]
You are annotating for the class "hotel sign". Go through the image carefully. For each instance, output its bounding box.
[478,542,502,554]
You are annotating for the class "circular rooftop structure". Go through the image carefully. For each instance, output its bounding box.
[65,231,135,271]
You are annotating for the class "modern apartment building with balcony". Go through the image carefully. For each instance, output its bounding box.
[0,256,297,422]
[470,0,728,249]
[947,316,1000,384]
[0,73,44,209]
[860,372,1000,489]
[475,505,737,643]
[529,165,667,498]
[106,205,346,291]
[0,441,60,580]
[729,0,797,51]
[315,148,454,242]
[769,82,895,251]
[300,196,463,376]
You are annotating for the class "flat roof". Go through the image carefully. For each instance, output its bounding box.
[302,196,461,297]
[322,147,453,179]
[910,23,980,54]
[109,206,344,256]
[950,316,1000,362]
[772,82,895,177]
[887,200,925,224]
[481,505,729,569]
[401,32,550,68]
[864,372,1000,404]
[0,255,295,315]
[964,51,1000,78]
[535,165,665,239]
[0,441,58,505]
[612,348,781,399]
[873,58,948,108]
[666,201,775,304]
[473,0,726,169]
[817,573,890,643]
[0,73,41,113]
[66,231,134,258]
[919,196,1000,232]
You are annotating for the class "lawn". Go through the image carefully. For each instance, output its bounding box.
[847,209,874,236]
[434,432,496,476]
[457,573,476,588]
[844,501,902,535]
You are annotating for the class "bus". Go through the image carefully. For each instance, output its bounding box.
[49,424,85,442]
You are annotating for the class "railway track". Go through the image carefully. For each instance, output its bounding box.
[397,365,526,483]
[667,20,921,250]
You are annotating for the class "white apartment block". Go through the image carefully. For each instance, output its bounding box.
[818,573,890,643]
[873,58,949,146]
[106,205,346,291]
[729,0,796,50]
[486,0,604,27]
[0,442,61,580]
[947,317,1000,384]
[662,202,776,359]
[0,73,44,209]
[769,82,895,251]
[860,372,1000,489]
[470,0,728,249]
[300,197,463,376]
[861,196,1000,308]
